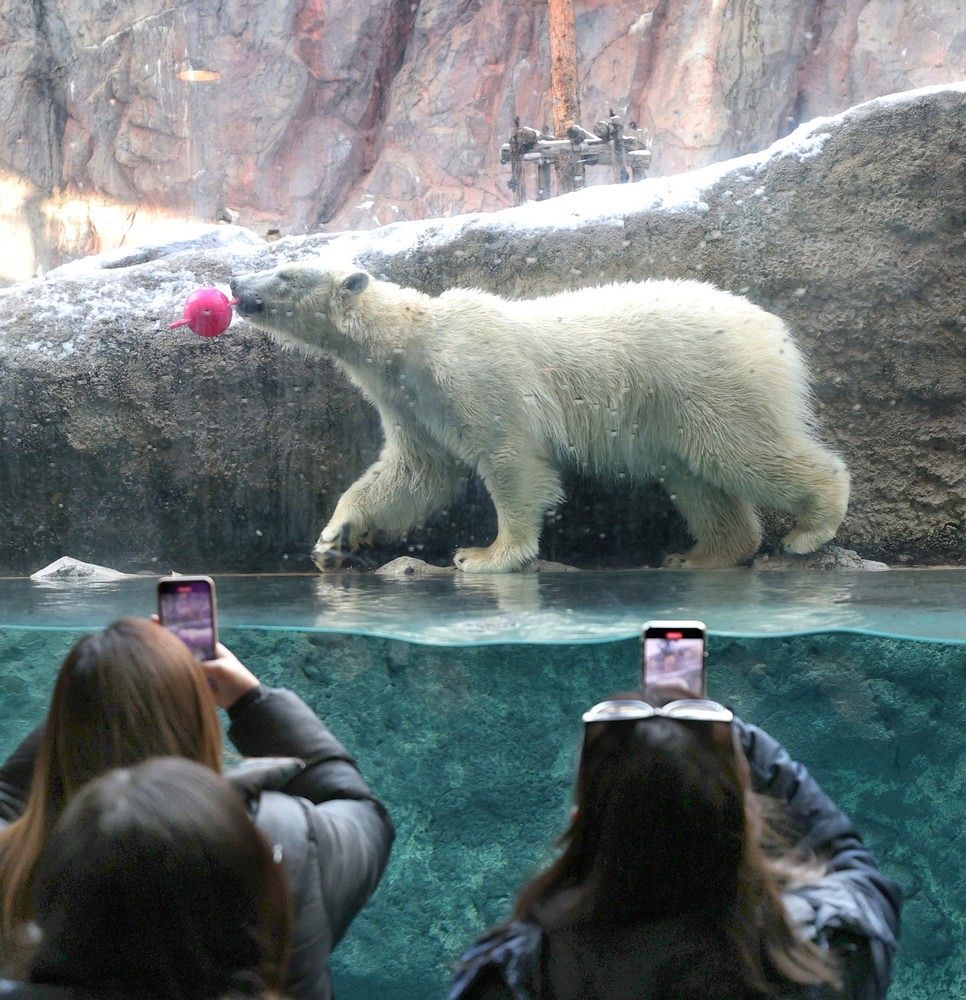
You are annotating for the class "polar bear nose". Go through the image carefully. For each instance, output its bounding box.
[229,277,263,315]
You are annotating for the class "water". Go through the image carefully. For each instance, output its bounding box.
[3,568,964,643]
[1,571,964,999]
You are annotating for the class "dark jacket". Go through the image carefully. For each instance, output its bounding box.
[0,982,269,999]
[0,686,395,1000]
[448,718,901,1000]
[0,983,97,999]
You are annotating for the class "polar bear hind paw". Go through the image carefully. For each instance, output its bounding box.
[454,545,533,574]
[782,525,836,555]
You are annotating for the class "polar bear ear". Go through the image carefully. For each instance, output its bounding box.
[340,272,369,296]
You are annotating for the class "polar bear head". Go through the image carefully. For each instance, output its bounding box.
[230,262,371,353]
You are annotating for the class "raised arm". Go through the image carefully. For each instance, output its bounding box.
[226,683,394,944]
[735,718,901,998]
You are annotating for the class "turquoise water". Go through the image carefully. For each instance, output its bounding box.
[1,572,964,998]
[4,569,965,643]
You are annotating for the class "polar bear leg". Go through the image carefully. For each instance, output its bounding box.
[312,445,460,570]
[661,463,762,568]
[689,438,849,558]
[454,454,563,573]
[776,443,850,554]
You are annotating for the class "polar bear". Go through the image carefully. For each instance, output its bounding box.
[229,264,849,573]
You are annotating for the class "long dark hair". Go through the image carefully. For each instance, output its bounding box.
[0,618,222,967]
[511,704,839,995]
[29,757,291,998]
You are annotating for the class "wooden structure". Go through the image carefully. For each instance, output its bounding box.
[500,113,652,205]
[501,1,651,204]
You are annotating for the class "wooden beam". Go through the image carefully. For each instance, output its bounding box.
[548,0,581,193]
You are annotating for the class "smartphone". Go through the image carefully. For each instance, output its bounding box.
[157,576,217,661]
[641,620,706,703]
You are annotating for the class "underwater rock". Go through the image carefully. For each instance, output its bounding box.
[29,557,133,583]
[753,546,890,572]
[0,86,962,573]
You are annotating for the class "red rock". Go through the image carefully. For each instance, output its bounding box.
[0,0,962,284]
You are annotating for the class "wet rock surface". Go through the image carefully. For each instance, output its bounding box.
[753,546,890,572]
[0,87,963,574]
[375,557,580,577]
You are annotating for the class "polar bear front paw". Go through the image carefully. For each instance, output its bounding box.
[311,521,373,571]
[454,545,531,574]
[311,541,347,571]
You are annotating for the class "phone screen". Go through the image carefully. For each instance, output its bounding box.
[158,577,217,661]
[641,621,706,703]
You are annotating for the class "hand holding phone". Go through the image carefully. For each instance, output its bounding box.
[157,576,218,661]
[641,620,706,704]
[199,643,260,709]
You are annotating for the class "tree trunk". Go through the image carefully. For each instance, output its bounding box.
[548,0,582,194]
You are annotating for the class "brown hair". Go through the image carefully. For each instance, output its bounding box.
[29,757,290,997]
[0,618,222,970]
[511,698,839,996]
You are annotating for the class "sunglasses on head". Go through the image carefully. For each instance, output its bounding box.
[581,699,734,725]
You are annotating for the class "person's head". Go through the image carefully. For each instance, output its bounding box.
[0,618,222,964]
[512,694,838,994]
[29,757,290,998]
[516,698,748,925]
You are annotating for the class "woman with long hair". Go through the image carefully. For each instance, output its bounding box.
[3,757,290,998]
[449,697,900,1000]
[0,617,394,999]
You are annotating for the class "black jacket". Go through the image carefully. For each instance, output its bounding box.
[0,686,395,1000]
[448,718,901,1000]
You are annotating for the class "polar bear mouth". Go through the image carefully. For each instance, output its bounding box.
[233,294,264,316]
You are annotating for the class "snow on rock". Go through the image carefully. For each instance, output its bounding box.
[304,82,966,259]
[45,224,266,280]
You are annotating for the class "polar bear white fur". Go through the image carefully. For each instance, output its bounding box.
[229,264,849,573]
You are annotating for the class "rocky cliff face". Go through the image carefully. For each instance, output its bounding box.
[1,0,963,284]
[0,86,962,575]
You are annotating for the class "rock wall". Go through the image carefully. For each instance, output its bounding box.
[0,86,963,574]
[0,0,963,283]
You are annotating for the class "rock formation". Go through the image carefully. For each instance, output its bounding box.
[0,85,963,574]
[0,1,963,284]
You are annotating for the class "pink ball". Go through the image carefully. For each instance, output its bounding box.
[169,288,237,337]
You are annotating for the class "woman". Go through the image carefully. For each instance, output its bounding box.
[2,757,290,998]
[0,618,394,999]
[449,697,901,1000]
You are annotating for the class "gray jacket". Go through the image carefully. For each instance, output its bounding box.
[0,686,395,1000]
